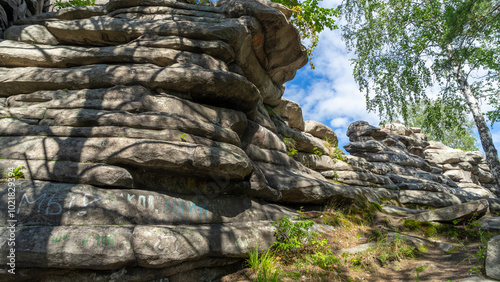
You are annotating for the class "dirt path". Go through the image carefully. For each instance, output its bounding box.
[220,209,499,282]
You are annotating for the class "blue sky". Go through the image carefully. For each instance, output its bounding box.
[282,0,500,154]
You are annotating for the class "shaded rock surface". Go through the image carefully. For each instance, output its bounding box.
[407,199,489,223]
[486,235,500,280]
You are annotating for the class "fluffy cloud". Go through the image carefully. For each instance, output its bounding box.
[283,27,379,148]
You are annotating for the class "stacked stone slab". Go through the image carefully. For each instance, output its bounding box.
[342,121,500,281]
[341,121,500,212]
[424,141,498,197]
[0,0,387,280]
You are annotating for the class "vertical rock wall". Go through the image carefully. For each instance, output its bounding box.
[0,0,386,280]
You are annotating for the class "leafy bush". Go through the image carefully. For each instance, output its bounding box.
[272,216,327,261]
[283,137,298,157]
[330,147,345,161]
[54,0,95,10]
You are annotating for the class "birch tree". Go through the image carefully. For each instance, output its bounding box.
[341,0,500,186]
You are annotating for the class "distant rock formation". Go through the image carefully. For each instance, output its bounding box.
[0,0,499,280]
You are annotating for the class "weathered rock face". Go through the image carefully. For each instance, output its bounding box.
[424,141,498,197]
[0,0,387,280]
[1,1,499,280]
[340,121,499,213]
[486,235,500,280]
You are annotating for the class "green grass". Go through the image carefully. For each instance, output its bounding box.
[246,247,281,281]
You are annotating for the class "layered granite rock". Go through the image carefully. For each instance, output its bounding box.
[2,0,498,280]
[424,141,498,197]
[339,121,500,213]
[0,0,388,280]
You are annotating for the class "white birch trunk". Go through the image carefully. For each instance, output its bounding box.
[457,76,500,187]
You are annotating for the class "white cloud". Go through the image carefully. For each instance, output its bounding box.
[330,117,350,128]
[283,28,379,149]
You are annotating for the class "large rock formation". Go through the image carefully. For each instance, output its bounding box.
[1,0,499,280]
[0,0,387,280]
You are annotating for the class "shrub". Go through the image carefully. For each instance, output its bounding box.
[54,0,95,9]
[272,216,327,261]
[283,137,298,157]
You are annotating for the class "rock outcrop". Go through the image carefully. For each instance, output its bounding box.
[424,141,498,197]
[0,0,388,280]
[486,235,500,280]
[338,121,500,210]
[1,0,499,280]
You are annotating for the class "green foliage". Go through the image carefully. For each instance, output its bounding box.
[375,232,419,266]
[179,134,187,142]
[283,137,298,157]
[341,0,500,170]
[323,195,382,227]
[414,264,427,282]
[487,94,500,126]
[272,216,313,253]
[54,0,95,9]
[323,137,346,161]
[403,219,438,238]
[462,218,491,274]
[330,147,345,161]
[393,99,478,151]
[271,0,339,68]
[246,247,281,281]
[4,166,24,179]
[272,216,327,261]
[310,250,340,270]
[342,0,500,123]
[312,146,323,156]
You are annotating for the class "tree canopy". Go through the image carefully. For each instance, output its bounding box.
[271,0,339,68]
[398,99,478,151]
[341,0,500,185]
